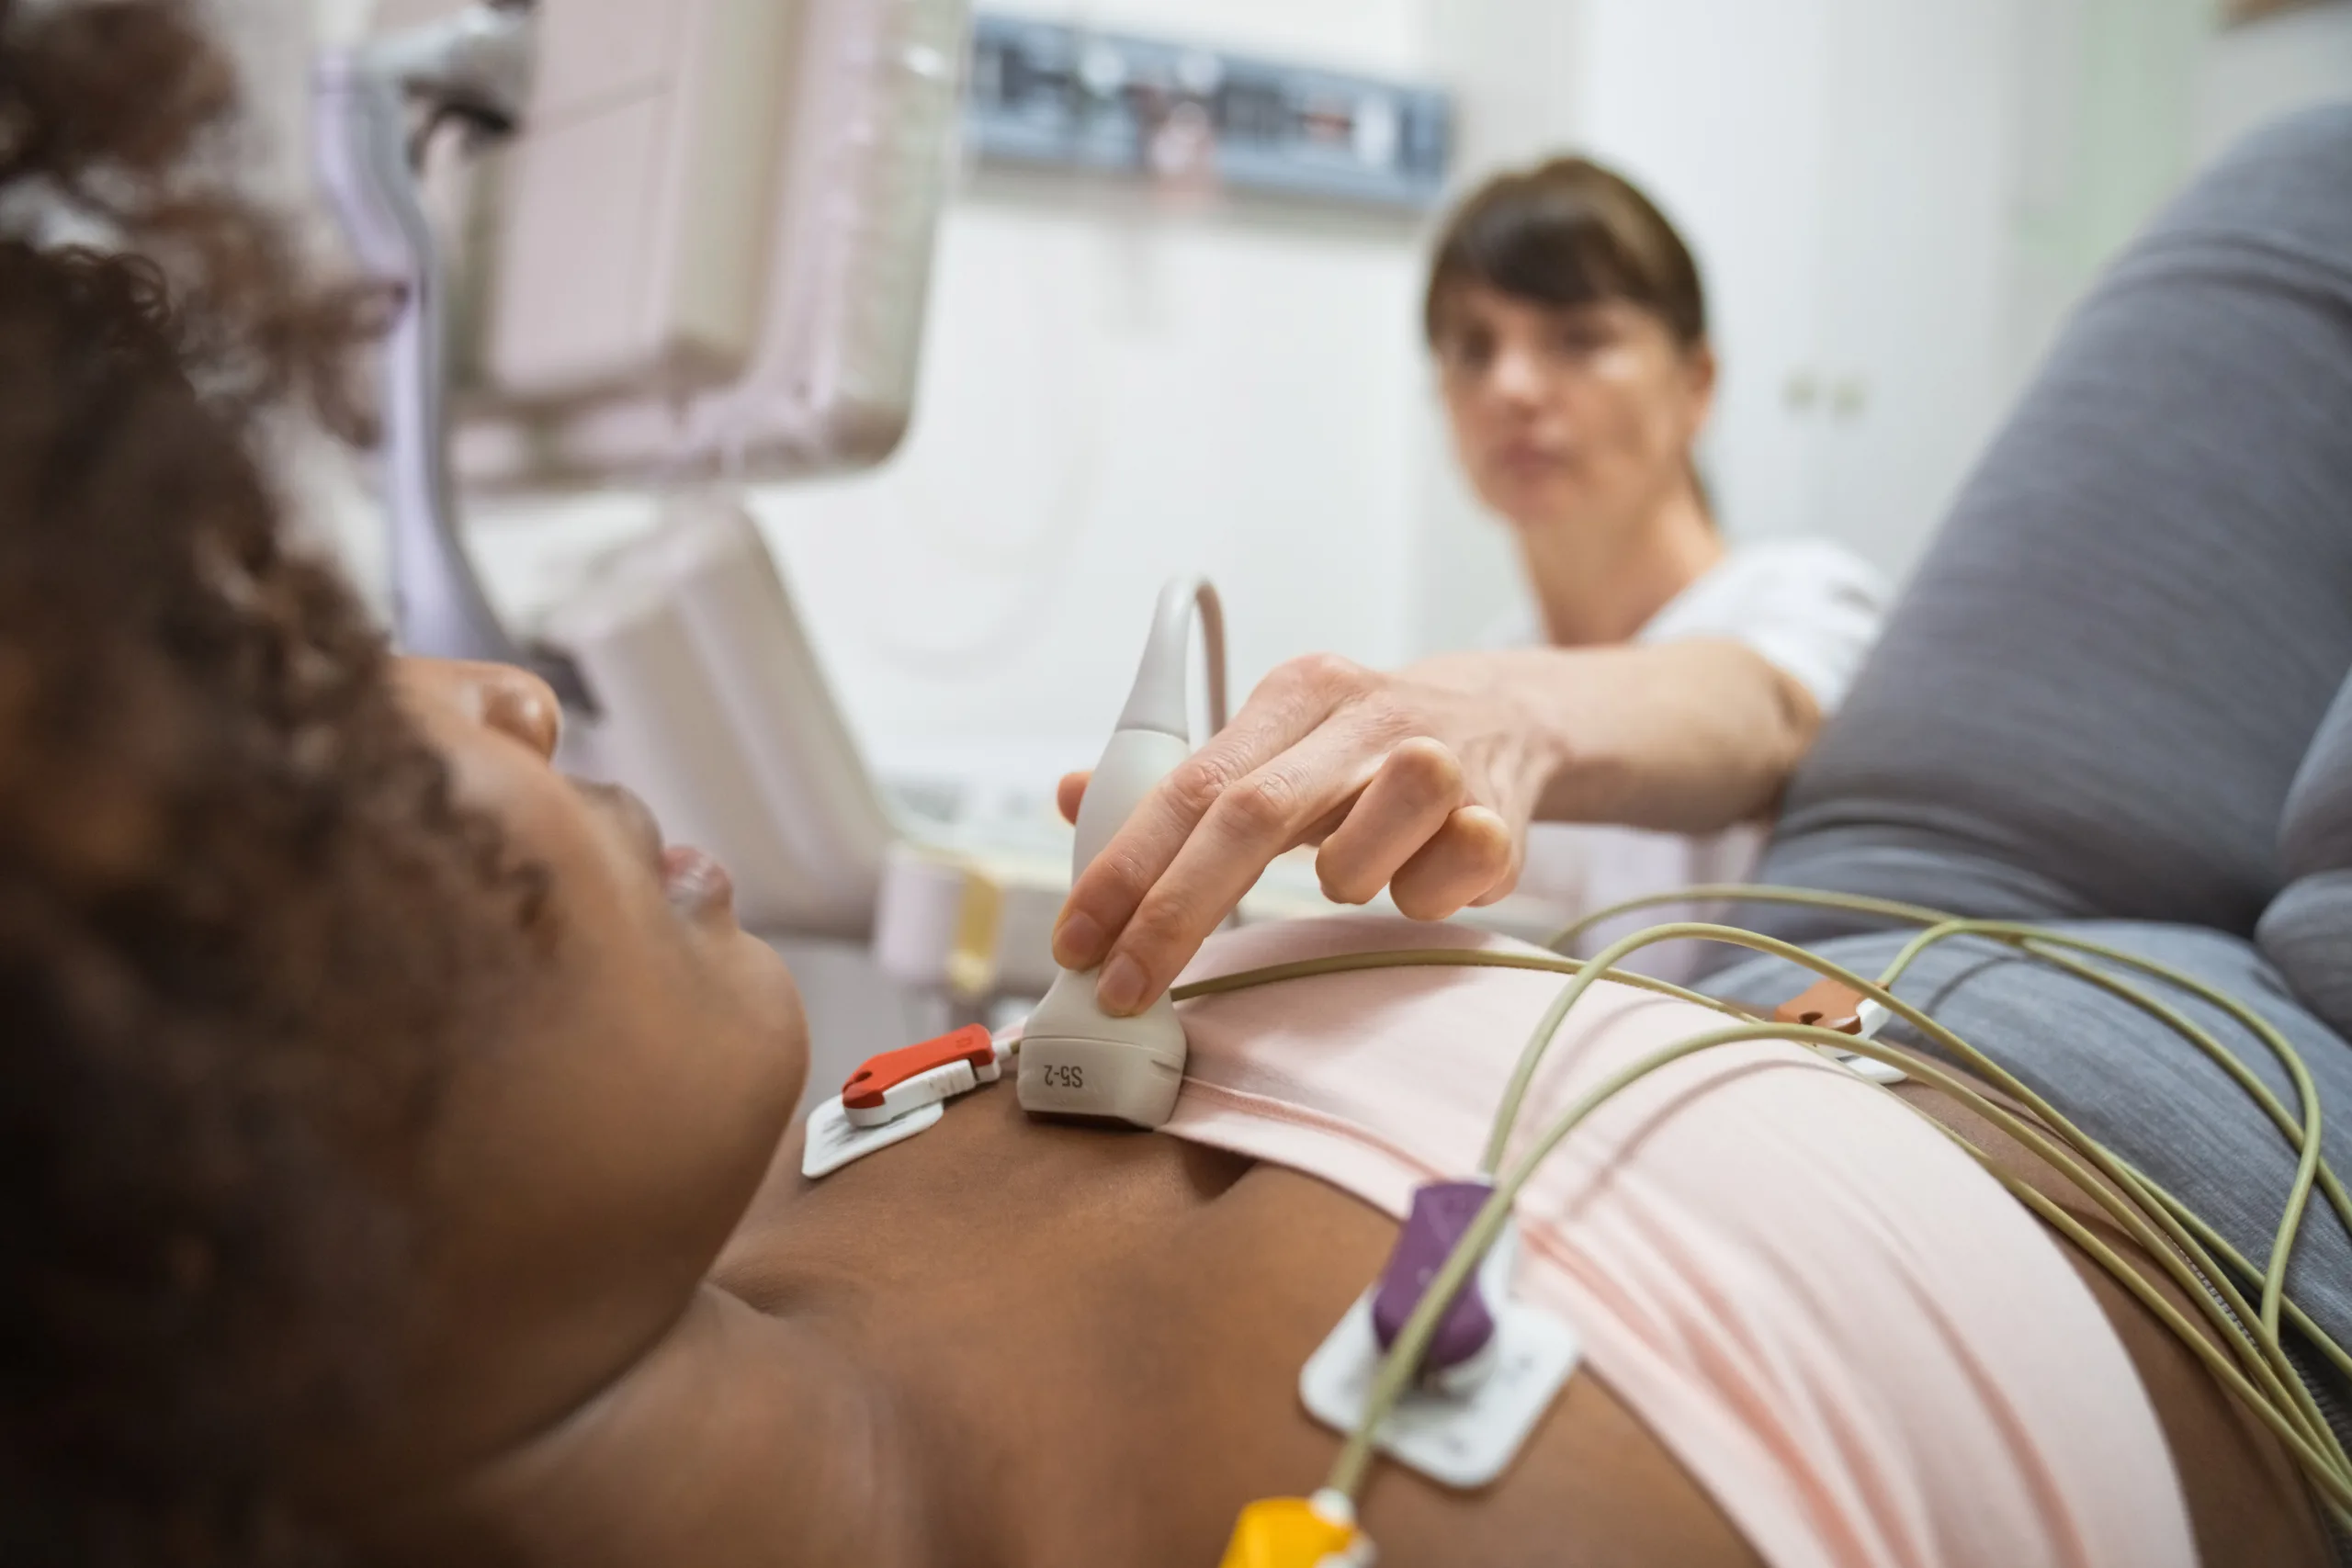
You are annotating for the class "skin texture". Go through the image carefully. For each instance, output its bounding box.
[1050,287,1819,1017]
[339,658,2327,1568]
[321,661,810,1517]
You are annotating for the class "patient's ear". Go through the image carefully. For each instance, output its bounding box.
[2257,667,2352,1033]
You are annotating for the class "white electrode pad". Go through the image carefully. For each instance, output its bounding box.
[1838,1051,1911,1086]
[801,1093,945,1179]
[1300,1291,1581,1489]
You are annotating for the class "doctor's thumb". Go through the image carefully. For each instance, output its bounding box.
[1057,771,1091,827]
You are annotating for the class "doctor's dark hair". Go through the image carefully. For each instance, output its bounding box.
[1423,155,1709,353]
[0,2,541,1563]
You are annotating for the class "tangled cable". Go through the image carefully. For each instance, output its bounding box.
[1170,886,2352,1532]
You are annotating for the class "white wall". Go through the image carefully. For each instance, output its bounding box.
[1808,0,2026,572]
[751,192,1428,776]
[2198,0,2352,159]
[2010,0,2212,383]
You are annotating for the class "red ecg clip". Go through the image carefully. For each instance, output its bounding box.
[1773,978,1865,1034]
[840,1023,1005,1129]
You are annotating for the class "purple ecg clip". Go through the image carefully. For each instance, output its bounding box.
[1370,1179,1507,1388]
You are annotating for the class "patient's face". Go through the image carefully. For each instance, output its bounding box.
[1434,285,1713,547]
[367,659,807,1480]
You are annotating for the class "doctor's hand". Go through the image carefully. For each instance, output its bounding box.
[1048,650,1568,1017]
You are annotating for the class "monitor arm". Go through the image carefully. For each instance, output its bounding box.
[313,1,592,707]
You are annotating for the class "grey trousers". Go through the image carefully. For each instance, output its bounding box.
[1703,105,2352,1474]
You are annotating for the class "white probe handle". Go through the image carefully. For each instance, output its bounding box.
[1019,581,1221,1129]
[1070,727,1193,875]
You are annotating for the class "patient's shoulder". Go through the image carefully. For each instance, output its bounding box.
[367,1285,933,1568]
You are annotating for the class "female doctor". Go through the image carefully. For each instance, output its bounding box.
[1055,155,1888,1010]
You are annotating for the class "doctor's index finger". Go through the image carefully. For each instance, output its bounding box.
[1049,729,1299,972]
[1049,661,1358,972]
[1082,716,1407,1013]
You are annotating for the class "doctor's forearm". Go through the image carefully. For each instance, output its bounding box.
[1506,639,1821,834]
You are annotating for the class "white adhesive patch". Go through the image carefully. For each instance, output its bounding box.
[801,1094,945,1179]
[1836,1050,1910,1086]
[1300,1290,1581,1490]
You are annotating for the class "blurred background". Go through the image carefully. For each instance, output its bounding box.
[258,0,2348,803]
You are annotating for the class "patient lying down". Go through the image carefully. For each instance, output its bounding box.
[0,6,2331,1562]
[334,667,2335,1568]
[18,628,2337,1565]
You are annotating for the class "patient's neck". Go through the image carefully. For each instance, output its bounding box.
[1518,479,1721,648]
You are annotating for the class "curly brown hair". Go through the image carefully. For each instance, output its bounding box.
[0,2,538,1562]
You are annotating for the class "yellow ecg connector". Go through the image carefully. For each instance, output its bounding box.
[1219,1491,1376,1567]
